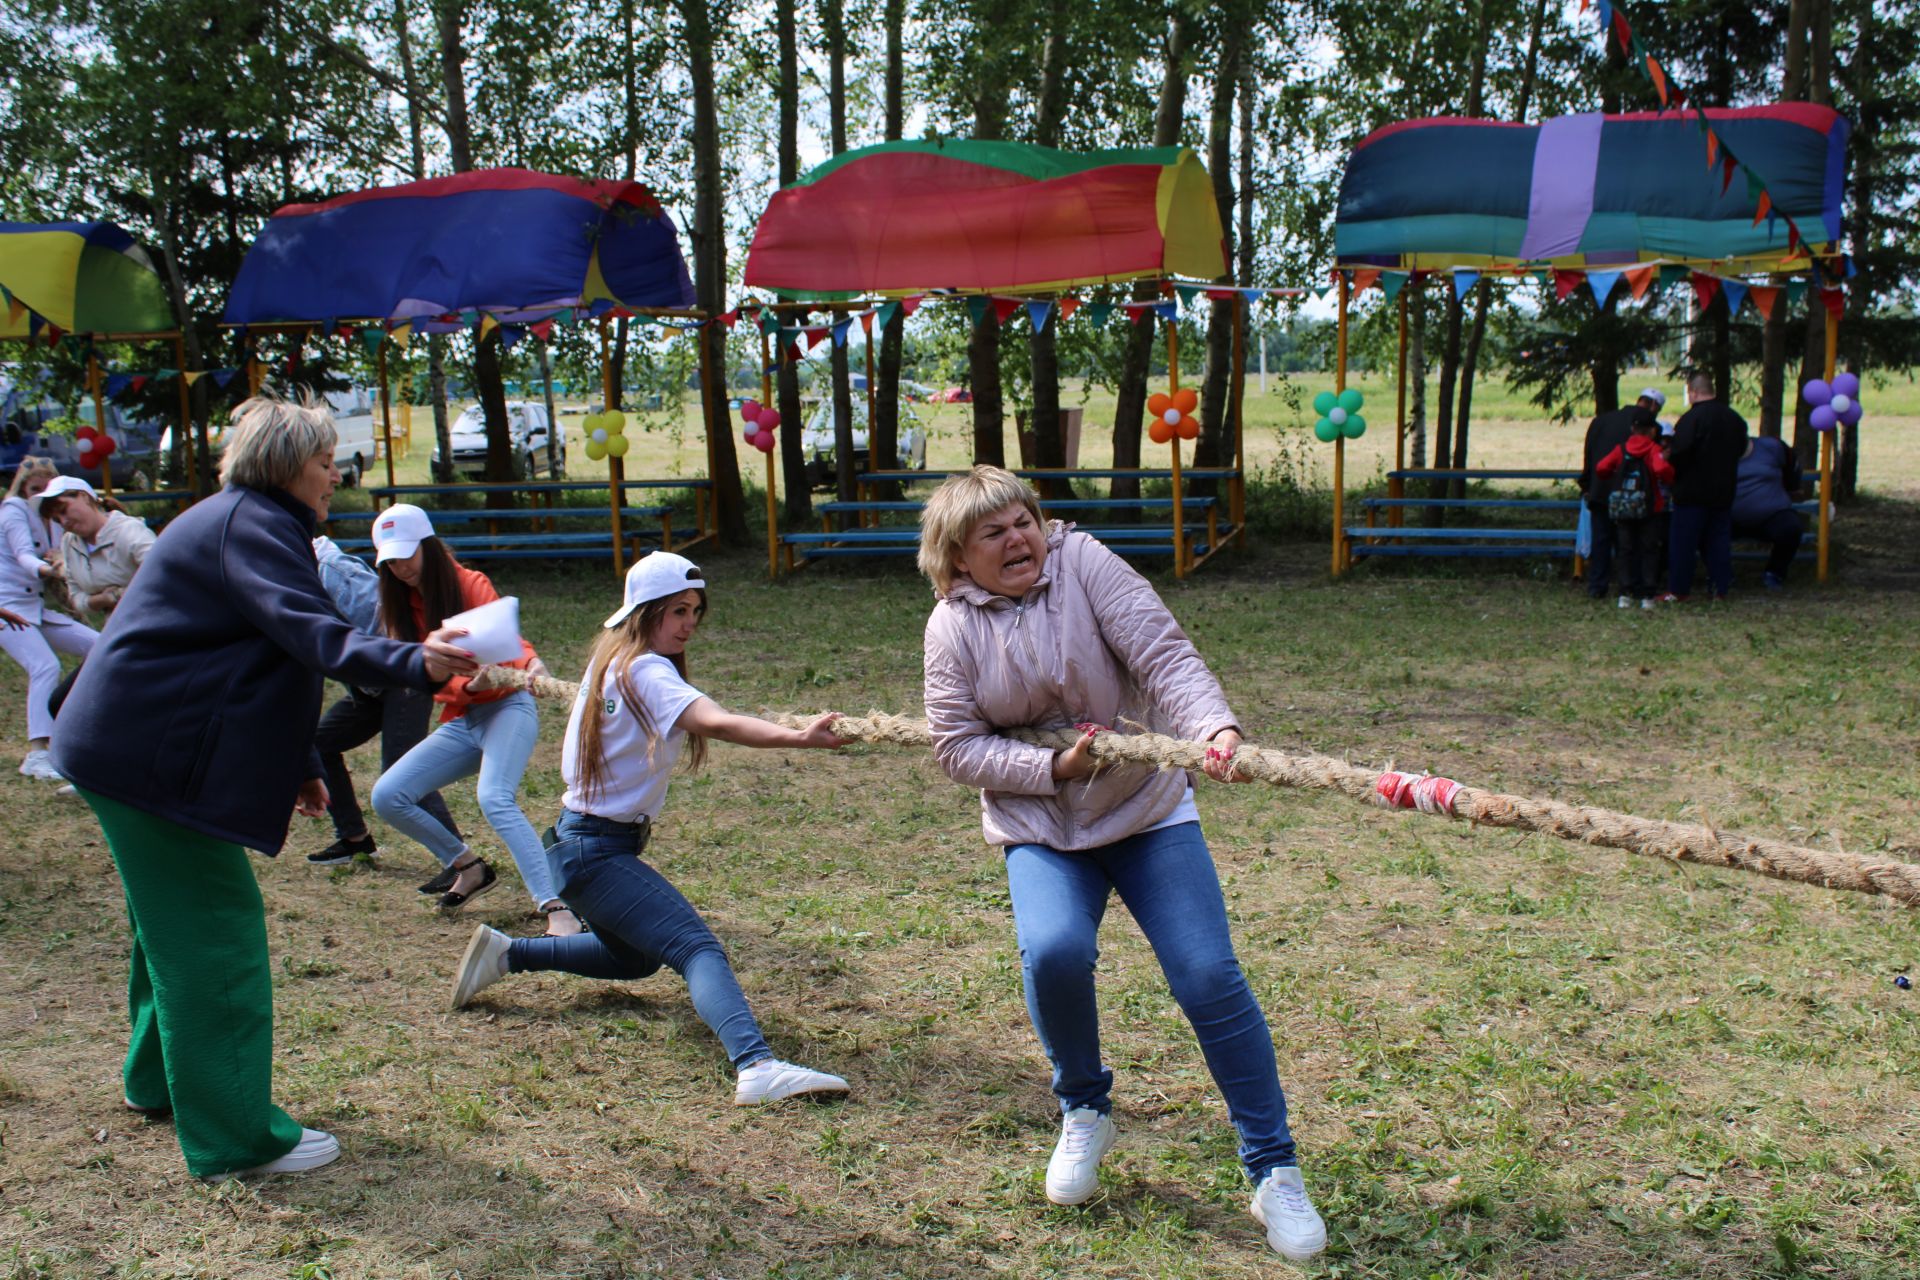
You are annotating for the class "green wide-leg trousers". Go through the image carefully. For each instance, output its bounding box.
[81,789,304,1177]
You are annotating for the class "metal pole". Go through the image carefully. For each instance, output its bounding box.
[601,317,625,575]
[88,350,114,501]
[1819,300,1839,582]
[1333,273,1350,576]
[377,340,396,489]
[1167,311,1186,578]
[1230,293,1246,547]
[762,328,778,578]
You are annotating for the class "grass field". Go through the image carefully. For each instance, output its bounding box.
[3,390,1919,1278]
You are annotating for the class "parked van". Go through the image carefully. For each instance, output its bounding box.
[326,388,380,487]
[0,375,158,488]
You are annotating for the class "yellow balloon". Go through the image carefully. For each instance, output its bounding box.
[604,410,626,436]
[605,433,630,458]
[584,438,607,461]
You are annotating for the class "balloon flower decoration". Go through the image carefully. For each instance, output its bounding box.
[1146,387,1199,444]
[1313,388,1366,442]
[738,399,781,453]
[1801,372,1864,433]
[582,410,629,462]
[74,425,117,469]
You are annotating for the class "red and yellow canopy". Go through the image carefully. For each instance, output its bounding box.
[743,139,1226,296]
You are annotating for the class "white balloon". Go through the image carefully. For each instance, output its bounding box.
[591,427,609,444]
[1830,393,1852,414]
[1163,409,1181,426]
[1329,407,1348,425]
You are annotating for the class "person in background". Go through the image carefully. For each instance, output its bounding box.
[1664,372,1749,602]
[49,394,478,1182]
[0,458,96,780]
[1732,428,1806,590]
[1578,388,1665,601]
[43,478,156,618]
[1593,407,1675,609]
[307,533,464,867]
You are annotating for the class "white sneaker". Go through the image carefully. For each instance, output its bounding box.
[1617,594,1631,609]
[55,783,77,797]
[1640,597,1656,611]
[733,1058,849,1105]
[449,924,511,1009]
[1251,1165,1328,1261]
[207,1127,341,1179]
[18,750,63,781]
[1045,1107,1117,1205]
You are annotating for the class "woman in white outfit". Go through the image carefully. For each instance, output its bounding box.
[0,460,98,780]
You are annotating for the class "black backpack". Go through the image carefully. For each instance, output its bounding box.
[1608,447,1652,521]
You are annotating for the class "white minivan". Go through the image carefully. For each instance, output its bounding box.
[326,388,380,487]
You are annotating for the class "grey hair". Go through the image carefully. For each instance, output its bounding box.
[5,455,58,501]
[917,465,1044,597]
[219,393,337,491]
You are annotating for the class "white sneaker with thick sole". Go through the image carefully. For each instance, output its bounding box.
[207,1127,341,1180]
[1617,594,1632,609]
[1251,1165,1328,1261]
[449,924,511,1009]
[19,750,63,781]
[1045,1108,1117,1205]
[733,1058,849,1105]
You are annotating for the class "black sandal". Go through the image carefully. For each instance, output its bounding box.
[436,858,497,910]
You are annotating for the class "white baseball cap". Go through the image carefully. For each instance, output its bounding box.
[37,475,97,512]
[1637,387,1667,409]
[372,503,435,565]
[604,550,706,628]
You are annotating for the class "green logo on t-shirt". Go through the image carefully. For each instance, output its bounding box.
[605,697,618,716]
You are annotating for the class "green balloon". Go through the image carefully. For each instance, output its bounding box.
[1312,391,1337,415]
[1338,388,1365,412]
[1313,417,1339,443]
[1342,414,1367,439]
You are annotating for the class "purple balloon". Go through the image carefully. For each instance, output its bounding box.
[1802,378,1832,406]
[1831,372,1861,400]
[1841,399,1864,426]
[1810,404,1838,432]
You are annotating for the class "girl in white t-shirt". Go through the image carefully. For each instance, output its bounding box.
[448,552,853,1105]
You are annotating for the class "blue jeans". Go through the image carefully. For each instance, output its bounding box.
[369,691,555,907]
[506,808,772,1070]
[1006,821,1297,1182]
[1584,501,1615,597]
[1668,504,1733,597]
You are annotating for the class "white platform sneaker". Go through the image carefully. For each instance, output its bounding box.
[206,1127,341,1180]
[1045,1107,1117,1205]
[733,1058,849,1105]
[1251,1165,1328,1261]
[449,925,511,1009]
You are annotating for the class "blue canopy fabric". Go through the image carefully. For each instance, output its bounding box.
[224,168,695,326]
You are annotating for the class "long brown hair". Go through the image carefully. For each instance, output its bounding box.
[377,535,465,641]
[573,588,709,804]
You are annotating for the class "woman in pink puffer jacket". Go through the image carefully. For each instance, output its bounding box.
[918,466,1326,1263]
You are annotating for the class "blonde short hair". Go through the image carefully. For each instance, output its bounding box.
[917,465,1044,597]
[219,393,337,491]
[6,455,58,501]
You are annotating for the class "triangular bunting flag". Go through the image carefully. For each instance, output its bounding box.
[130,375,148,393]
[877,300,901,329]
[1749,285,1780,319]
[1706,131,1719,169]
[1611,10,1631,50]
[608,305,635,320]
[500,326,525,349]
[1027,300,1053,331]
[1154,301,1178,320]
[184,370,206,387]
[1380,272,1409,302]
[1553,269,1586,301]
[991,296,1021,324]
[852,310,869,336]
[1240,289,1265,306]
[1720,279,1749,315]
[390,322,411,350]
[103,374,132,397]
[1658,264,1690,286]
[359,327,386,356]
[477,314,499,340]
[1690,273,1720,311]
[1204,288,1239,301]
[804,325,829,351]
[1648,56,1669,106]
[717,309,739,329]
[1753,189,1773,226]
[1787,221,1803,254]
[44,322,62,348]
[531,318,554,341]
[1786,279,1808,308]
[6,296,23,325]
[1587,270,1622,304]
[1453,270,1480,300]
[1721,155,1737,195]
[831,319,851,348]
[1352,268,1382,294]
[785,341,802,362]
[554,308,576,325]
[901,294,925,317]
[1057,297,1081,322]
[1174,284,1200,307]
[1084,302,1114,327]
[1820,288,1845,320]
[967,296,991,325]
[211,369,237,389]
[1127,303,1154,325]
[758,311,781,335]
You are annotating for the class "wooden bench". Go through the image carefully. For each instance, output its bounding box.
[778,524,1217,571]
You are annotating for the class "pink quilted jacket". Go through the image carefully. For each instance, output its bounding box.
[922,523,1239,850]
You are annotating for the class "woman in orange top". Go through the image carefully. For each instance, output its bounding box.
[367,505,577,935]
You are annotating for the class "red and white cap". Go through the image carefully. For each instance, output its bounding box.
[605,550,705,628]
[372,502,435,565]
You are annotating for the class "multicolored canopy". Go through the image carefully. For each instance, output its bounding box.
[224,168,696,327]
[743,139,1227,296]
[0,221,175,337]
[1335,105,1848,273]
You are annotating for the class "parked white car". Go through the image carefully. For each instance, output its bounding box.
[326,388,379,487]
[800,397,926,489]
[432,402,566,479]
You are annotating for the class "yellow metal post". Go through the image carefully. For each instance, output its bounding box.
[762,328,778,578]
[1333,273,1350,576]
[601,317,626,575]
[1230,292,1247,546]
[1167,310,1186,578]
[1819,301,1839,582]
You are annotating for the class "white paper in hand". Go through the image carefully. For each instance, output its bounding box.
[441,596,523,664]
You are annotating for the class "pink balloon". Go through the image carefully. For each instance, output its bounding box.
[752,429,775,452]
[741,399,761,419]
[759,408,781,431]
[1809,404,1837,431]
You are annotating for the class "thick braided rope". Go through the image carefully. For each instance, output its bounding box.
[469,666,1920,908]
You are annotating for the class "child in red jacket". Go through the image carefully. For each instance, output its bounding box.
[1595,407,1676,608]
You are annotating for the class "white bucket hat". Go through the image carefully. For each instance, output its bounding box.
[372,503,435,565]
[604,551,706,628]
